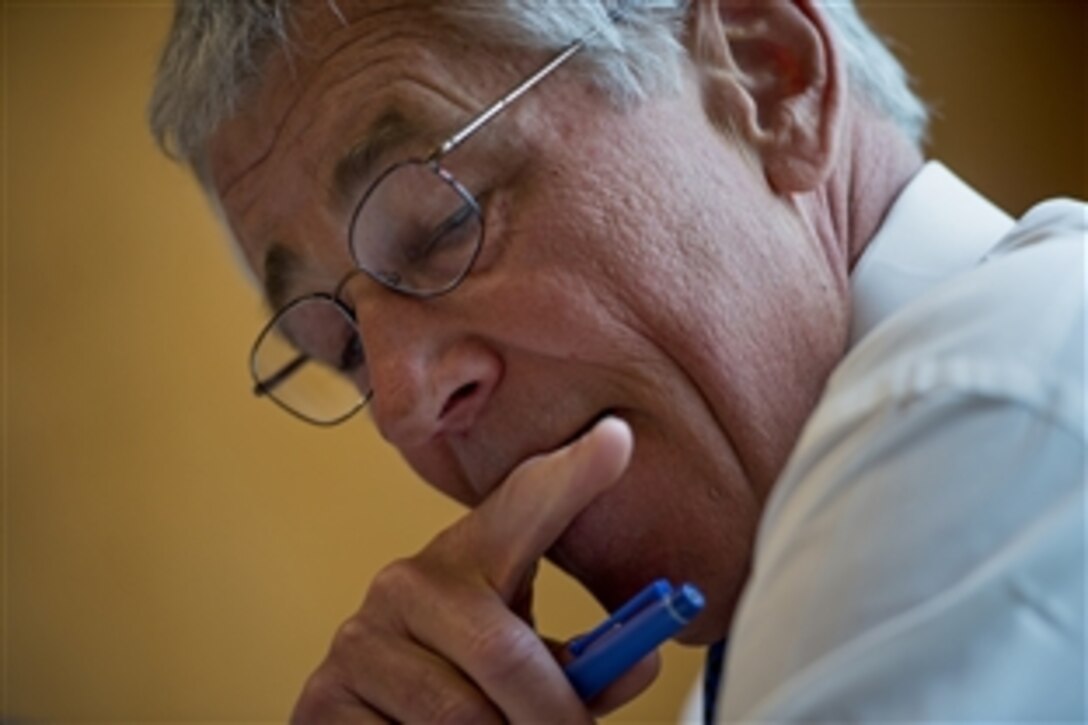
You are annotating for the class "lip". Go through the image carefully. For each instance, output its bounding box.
[459,406,622,510]
[488,406,620,484]
[559,408,618,449]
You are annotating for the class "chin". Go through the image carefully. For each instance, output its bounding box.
[545,483,750,646]
[675,610,733,645]
[550,542,738,645]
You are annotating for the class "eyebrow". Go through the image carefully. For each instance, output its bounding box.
[260,110,422,309]
[263,242,302,310]
[331,109,420,208]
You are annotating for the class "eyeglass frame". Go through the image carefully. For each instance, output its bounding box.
[249,9,622,426]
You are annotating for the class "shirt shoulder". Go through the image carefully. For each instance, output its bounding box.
[720,199,1087,721]
[831,197,1085,438]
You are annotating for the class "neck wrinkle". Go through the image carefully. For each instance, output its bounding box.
[842,106,925,270]
[796,103,925,280]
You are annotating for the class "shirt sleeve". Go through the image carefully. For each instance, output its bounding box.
[719,212,1086,721]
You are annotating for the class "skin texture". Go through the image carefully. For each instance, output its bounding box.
[206,0,923,719]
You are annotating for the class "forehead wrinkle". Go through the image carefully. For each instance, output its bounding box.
[223,4,513,312]
[217,5,439,201]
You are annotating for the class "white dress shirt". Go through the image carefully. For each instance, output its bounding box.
[690,163,1086,722]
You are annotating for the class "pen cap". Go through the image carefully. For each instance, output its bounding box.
[569,579,672,657]
[564,582,705,701]
[671,584,704,621]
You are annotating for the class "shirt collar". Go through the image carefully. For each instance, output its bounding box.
[848,161,1015,345]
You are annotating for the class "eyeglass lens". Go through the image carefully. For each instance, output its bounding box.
[252,296,366,424]
[252,161,483,423]
[350,161,482,294]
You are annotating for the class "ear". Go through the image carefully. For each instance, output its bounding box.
[687,0,844,193]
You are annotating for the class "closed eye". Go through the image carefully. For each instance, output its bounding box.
[411,202,477,263]
[339,333,365,372]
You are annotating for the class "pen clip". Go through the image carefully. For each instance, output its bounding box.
[569,579,673,657]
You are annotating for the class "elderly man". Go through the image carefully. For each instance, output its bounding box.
[150,0,1085,721]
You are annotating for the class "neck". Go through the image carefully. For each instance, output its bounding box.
[796,103,925,281]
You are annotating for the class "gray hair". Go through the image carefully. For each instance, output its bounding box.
[149,0,928,178]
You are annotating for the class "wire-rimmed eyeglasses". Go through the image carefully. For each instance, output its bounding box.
[249,21,607,426]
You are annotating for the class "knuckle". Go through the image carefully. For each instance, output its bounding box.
[331,614,370,652]
[369,557,427,599]
[465,619,542,685]
[291,669,345,723]
[328,603,386,665]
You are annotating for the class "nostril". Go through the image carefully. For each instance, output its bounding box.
[440,382,479,418]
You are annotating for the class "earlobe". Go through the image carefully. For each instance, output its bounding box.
[687,0,844,193]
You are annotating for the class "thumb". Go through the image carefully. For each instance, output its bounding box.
[463,416,633,601]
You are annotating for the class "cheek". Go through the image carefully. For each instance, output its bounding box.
[491,178,674,333]
[522,138,847,491]
[472,189,652,362]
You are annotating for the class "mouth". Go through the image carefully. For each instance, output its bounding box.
[559,408,620,449]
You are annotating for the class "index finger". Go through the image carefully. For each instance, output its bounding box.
[449,416,634,601]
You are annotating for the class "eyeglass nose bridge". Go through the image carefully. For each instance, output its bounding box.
[333,266,370,300]
[331,262,432,309]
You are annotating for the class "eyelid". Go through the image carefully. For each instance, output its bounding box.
[415,203,477,256]
[475,186,501,236]
[339,333,365,373]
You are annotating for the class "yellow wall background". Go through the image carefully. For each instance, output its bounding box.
[2,1,1084,722]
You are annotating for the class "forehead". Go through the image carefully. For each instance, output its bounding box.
[209,1,464,196]
[205,0,548,301]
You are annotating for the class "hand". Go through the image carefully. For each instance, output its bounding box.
[291,417,660,723]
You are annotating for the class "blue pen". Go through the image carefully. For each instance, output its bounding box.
[564,579,705,701]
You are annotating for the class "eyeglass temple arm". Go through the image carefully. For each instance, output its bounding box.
[253,352,309,397]
[431,38,590,161]
[429,2,634,161]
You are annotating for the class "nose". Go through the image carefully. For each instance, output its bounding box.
[355,296,502,449]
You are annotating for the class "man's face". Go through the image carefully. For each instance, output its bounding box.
[209,3,848,641]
